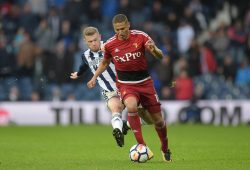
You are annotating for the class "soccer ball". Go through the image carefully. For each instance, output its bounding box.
[129,144,149,163]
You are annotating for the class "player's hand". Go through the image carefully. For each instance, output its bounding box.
[145,40,156,52]
[70,72,78,79]
[87,78,97,89]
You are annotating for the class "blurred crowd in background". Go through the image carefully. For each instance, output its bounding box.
[0,0,250,101]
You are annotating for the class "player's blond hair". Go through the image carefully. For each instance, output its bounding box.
[82,26,99,38]
[112,14,128,24]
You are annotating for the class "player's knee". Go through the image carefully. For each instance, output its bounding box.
[126,105,138,113]
[152,114,165,127]
[108,100,123,112]
[110,104,123,112]
[154,120,165,128]
[124,96,138,113]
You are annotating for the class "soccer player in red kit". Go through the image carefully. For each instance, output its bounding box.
[87,14,172,162]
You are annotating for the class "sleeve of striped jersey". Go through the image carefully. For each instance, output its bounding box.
[77,53,89,76]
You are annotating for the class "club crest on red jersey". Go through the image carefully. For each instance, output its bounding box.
[115,48,120,53]
[133,43,138,48]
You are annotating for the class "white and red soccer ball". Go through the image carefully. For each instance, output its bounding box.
[129,144,149,163]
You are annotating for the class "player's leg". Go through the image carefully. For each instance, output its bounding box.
[107,100,146,138]
[124,107,153,131]
[138,107,154,125]
[106,91,124,147]
[123,107,154,139]
[114,103,130,135]
[149,111,171,162]
[124,95,146,145]
[108,96,123,131]
[136,107,154,160]
[140,79,171,162]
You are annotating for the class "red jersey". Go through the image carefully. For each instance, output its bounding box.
[104,30,152,83]
[104,30,151,71]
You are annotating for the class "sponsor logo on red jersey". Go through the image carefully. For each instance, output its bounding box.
[114,52,141,62]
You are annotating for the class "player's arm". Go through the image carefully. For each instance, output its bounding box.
[145,40,164,60]
[87,58,111,88]
[70,63,88,79]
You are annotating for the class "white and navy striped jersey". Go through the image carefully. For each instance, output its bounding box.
[77,49,117,92]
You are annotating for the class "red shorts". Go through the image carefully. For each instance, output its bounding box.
[116,79,161,114]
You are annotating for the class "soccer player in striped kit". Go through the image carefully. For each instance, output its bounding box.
[70,27,153,148]
[87,14,172,162]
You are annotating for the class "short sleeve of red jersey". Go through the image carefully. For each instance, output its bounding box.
[141,31,154,46]
[104,43,112,60]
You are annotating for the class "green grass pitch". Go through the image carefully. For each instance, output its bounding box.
[0,124,249,170]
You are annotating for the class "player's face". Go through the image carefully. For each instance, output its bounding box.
[113,21,130,40]
[84,32,101,52]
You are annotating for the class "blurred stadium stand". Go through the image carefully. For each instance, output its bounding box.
[0,0,250,101]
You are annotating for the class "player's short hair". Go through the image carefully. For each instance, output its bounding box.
[82,26,99,38]
[112,14,128,24]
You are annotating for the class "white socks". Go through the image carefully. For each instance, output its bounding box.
[111,113,123,132]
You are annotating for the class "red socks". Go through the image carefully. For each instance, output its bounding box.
[155,122,168,153]
[128,112,146,145]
